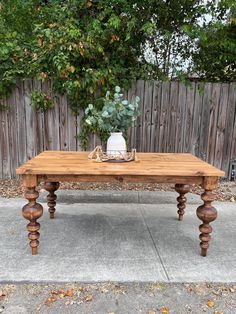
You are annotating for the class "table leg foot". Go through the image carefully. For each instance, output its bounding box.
[22,187,43,255]
[45,182,60,219]
[196,190,217,257]
[175,184,190,221]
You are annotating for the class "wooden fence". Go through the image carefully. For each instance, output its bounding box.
[0,80,236,178]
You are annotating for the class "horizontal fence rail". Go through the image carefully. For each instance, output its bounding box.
[0,80,236,178]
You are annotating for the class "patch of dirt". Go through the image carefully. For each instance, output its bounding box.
[0,283,236,314]
[0,178,236,202]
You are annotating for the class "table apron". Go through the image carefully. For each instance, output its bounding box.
[25,174,207,185]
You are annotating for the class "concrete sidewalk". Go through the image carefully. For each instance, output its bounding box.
[0,190,235,283]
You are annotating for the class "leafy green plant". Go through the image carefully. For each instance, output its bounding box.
[81,86,140,146]
[0,102,10,111]
[0,0,235,146]
[31,90,53,111]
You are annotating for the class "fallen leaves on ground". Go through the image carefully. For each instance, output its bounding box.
[149,283,166,292]
[0,291,6,301]
[43,286,94,307]
[160,306,169,314]
[45,288,75,306]
[207,299,215,308]
[84,294,93,302]
[51,289,64,296]
[186,283,210,295]
[65,300,75,305]
[147,310,156,314]
[45,296,57,306]
[65,289,74,297]
[99,283,126,295]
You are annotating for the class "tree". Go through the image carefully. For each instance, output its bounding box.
[192,1,236,81]
[140,0,208,80]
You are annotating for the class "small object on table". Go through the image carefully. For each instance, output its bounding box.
[88,146,139,163]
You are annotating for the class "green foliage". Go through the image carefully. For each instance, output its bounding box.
[0,0,235,142]
[141,0,209,79]
[192,1,236,81]
[80,86,140,147]
[31,90,54,111]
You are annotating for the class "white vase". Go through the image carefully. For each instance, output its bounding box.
[106,132,127,156]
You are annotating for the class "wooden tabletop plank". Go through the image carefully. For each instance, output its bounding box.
[16,151,225,177]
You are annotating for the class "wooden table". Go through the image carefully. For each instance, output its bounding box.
[16,151,225,256]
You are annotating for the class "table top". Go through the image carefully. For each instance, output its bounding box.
[16,151,225,177]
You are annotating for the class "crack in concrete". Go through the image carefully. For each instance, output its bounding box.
[139,205,170,281]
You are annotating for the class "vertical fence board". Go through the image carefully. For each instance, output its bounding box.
[214,84,230,169]
[207,83,221,164]
[151,82,162,152]
[33,80,44,154]
[16,81,27,166]
[143,81,153,151]
[135,80,145,151]
[1,98,11,178]
[7,90,18,177]
[175,84,187,152]
[184,83,195,153]
[59,94,69,150]
[43,81,60,150]
[199,83,212,160]
[191,83,203,156]
[222,83,236,172]
[127,82,137,150]
[24,80,37,160]
[168,82,179,153]
[76,112,83,151]
[159,82,170,152]
[67,105,77,151]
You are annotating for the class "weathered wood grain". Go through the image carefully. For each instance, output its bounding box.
[168,82,179,153]
[207,83,221,164]
[222,83,236,172]
[159,82,170,152]
[15,81,27,167]
[214,83,229,169]
[127,82,137,150]
[135,80,145,151]
[1,80,236,179]
[199,83,212,161]
[0,97,11,178]
[151,82,162,152]
[190,83,203,156]
[16,151,225,177]
[8,88,18,177]
[175,83,187,153]
[184,83,195,153]
[143,81,153,152]
[43,80,60,150]
[24,80,37,160]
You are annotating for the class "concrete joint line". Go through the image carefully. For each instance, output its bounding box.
[139,205,170,281]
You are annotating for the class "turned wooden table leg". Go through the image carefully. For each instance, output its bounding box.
[22,187,43,255]
[196,189,217,256]
[175,184,190,221]
[44,182,60,219]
